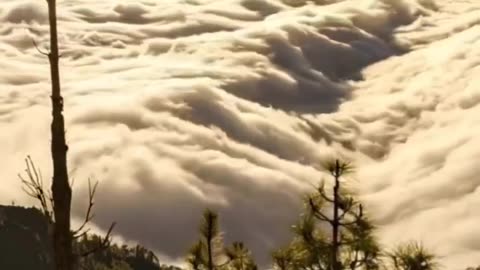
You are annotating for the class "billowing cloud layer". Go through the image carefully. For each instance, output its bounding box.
[0,0,479,268]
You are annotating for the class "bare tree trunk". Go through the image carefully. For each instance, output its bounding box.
[331,160,340,270]
[207,230,214,270]
[46,0,73,269]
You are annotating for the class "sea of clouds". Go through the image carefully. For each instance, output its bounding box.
[0,0,479,268]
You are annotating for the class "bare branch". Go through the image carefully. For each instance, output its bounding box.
[66,177,117,257]
[32,39,50,56]
[72,179,99,237]
[73,228,91,240]
[19,156,53,222]
[80,222,116,257]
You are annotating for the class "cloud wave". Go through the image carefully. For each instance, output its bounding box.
[1,0,479,268]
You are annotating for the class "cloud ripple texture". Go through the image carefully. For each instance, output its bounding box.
[0,0,479,268]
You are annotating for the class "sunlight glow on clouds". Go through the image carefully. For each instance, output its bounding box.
[0,0,479,268]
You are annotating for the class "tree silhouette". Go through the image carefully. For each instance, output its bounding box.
[273,159,381,270]
[225,242,257,270]
[23,1,114,269]
[44,0,74,268]
[387,241,438,270]
[188,210,227,270]
[187,209,256,270]
[20,158,115,269]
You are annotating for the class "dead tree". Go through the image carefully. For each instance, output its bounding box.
[20,157,115,270]
[44,0,74,268]
[24,0,114,269]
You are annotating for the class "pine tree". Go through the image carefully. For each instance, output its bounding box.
[387,242,438,270]
[273,159,381,270]
[187,210,256,270]
[187,210,226,270]
[225,242,257,270]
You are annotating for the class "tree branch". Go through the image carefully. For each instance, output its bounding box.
[72,179,98,238]
[308,197,332,224]
[339,205,363,226]
[79,222,116,257]
[317,184,334,203]
[338,198,355,220]
[19,156,54,222]
[32,39,50,57]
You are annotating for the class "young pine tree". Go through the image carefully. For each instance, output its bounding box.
[387,241,438,270]
[273,159,381,270]
[187,209,257,270]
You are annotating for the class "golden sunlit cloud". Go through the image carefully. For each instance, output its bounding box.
[0,0,479,268]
